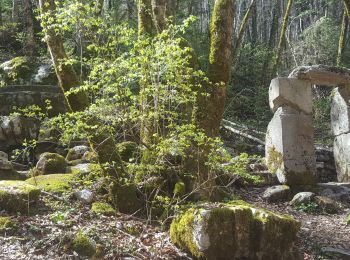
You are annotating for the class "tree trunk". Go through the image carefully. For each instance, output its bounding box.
[337,9,348,66]
[38,0,89,112]
[12,0,21,24]
[343,0,350,20]
[23,0,35,56]
[232,0,256,60]
[194,0,235,201]
[138,0,154,36]
[272,0,293,75]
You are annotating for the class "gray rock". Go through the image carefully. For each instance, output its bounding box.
[263,185,291,203]
[0,151,8,161]
[331,87,350,136]
[74,189,94,204]
[334,133,350,182]
[269,78,312,114]
[266,106,316,186]
[318,182,350,204]
[66,145,89,161]
[315,196,340,214]
[290,192,315,206]
[36,152,67,174]
[320,247,350,259]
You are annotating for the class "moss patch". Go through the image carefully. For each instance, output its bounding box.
[91,202,116,216]
[0,181,41,213]
[109,182,142,214]
[0,216,16,231]
[72,231,96,257]
[26,174,76,194]
[267,146,283,174]
[346,214,350,225]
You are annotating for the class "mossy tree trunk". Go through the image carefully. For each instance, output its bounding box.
[337,8,348,66]
[38,0,89,112]
[272,0,293,75]
[138,0,154,36]
[193,0,235,201]
[344,0,350,19]
[39,0,123,166]
[24,0,35,57]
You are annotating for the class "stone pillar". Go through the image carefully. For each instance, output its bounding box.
[266,78,316,186]
[331,87,350,182]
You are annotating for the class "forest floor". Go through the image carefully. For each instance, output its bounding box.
[238,187,350,260]
[0,187,349,260]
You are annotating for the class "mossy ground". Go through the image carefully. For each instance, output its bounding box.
[91,202,116,216]
[26,174,76,194]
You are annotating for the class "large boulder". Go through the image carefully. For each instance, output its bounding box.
[266,106,316,186]
[0,152,23,180]
[36,152,67,174]
[331,87,350,136]
[263,185,291,203]
[170,201,300,260]
[0,180,41,213]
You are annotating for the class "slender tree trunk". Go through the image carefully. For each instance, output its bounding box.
[272,0,293,75]
[344,0,350,20]
[337,9,349,66]
[23,0,35,56]
[12,0,21,24]
[232,0,256,60]
[0,1,3,26]
[251,0,258,45]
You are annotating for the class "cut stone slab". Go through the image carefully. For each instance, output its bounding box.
[0,181,41,213]
[331,87,350,136]
[170,201,300,260]
[289,65,350,86]
[269,78,312,114]
[290,192,315,206]
[266,106,316,186]
[318,182,350,204]
[263,185,291,203]
[334,134,350,182]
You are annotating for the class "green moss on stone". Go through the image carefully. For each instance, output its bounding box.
[37,153,67,174]
[26,174,76,194]
[170,208,202,258]
[267,147,283,174]
[0,181,41,213]
[72,231,96,257]
[346,214,350,225]
[91,202,116,216]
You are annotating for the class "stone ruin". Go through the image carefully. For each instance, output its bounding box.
[266,65,350,186]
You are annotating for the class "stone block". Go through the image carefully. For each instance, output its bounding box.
[331,87,350,136]
[334,133,350,182]
[266,106,316,186]
[269,78,312,114]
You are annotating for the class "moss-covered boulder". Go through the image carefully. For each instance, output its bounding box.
[36,152,67,174]
[0,216,16,231]
[26,174,75,194]
[91,202,116,216]
[0,56,34,85]
[66,145,89,161]
[170,201,300,260]
[116,141,139,162]
[72,231,96,257]
[0,181,41,213]
[109,182,143,214]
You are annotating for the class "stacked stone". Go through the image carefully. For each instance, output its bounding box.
[266,78,317,187]
[331,87,350,182]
